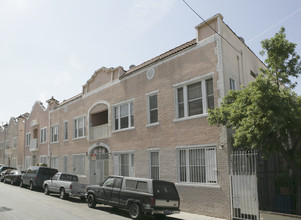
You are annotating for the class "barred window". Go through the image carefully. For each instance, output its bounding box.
[177,146,217,184]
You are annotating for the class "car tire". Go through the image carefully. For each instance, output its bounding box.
[87,194,96,208]
[29,181,34,190]
[128,203,141,220]
[44,185,49,195]
[60,188,66,200]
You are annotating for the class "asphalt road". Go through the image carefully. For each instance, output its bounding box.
[0,181,183,220]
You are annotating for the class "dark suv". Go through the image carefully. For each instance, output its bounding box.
[21,166,58,190]
[86,176,180,219]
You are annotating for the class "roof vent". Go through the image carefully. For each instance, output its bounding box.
[239,37,245,43]
[129,64,136,69]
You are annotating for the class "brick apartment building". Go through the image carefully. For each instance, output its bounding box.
[0,14,265,219]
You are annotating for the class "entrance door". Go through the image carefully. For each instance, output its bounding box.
[89,146,109,185]
[230,150,259,220]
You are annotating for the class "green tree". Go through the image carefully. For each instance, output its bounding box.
[208,27,301,214]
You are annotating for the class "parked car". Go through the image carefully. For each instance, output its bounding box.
[0,167,16,182]
[43,172,87,200]
[86,176,180,219]
[4,170,22,185]
[20,166,58,190]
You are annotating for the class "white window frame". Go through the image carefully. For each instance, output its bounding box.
[5,140,9,149]
[113,151,135,177]
[176,144,218,186]
[146,91,159,126]
[26,132,31,147]
[40,127,47,144]
[63,155,68,172]
[63,121,68,141]
[73,116,86,139]
[50,155,59,170]
[40,155,47,165]
[51,124,59,143]
[72,154,86,176]
[173,74,214,122]
[13,137,17,149]
[113,99,135,132]
[230,78,236,90]
[148,148,160,180]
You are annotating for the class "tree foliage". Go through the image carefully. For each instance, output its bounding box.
[208,27,301,214]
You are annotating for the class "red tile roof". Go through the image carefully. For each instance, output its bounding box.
[122,38,197,77]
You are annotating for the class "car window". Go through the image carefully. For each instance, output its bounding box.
[103,177,114,187]
[52,174,59,180]
[136,181,148,192]
[125,180,137,190]
[153,181,178,198]
[113,178,123,189]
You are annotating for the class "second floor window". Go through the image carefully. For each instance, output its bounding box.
[51,124,59,143]
[148,93,158,125]
[113,101,134,131]
[64,121,68,140]
[40,127,47,144]
[26,133,31,146]
[176,78,214,119]
[74,116,85,138]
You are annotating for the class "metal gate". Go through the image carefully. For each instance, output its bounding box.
[230,150,259,220]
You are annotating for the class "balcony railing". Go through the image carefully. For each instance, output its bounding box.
[89,124,108,140]
[30,139,38,152]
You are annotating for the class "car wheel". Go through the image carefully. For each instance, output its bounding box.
[60,188,66,199]
[44,185,49,195]
[128,203,141,219]
[29,182,34,190]
[87,194,96,208]
[11,179,14,185]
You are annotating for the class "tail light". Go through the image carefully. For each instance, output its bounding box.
[150,197,156,207]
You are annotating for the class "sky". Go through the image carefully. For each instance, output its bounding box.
[0,0,301,124]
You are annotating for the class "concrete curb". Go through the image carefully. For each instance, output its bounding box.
[170,212,226,220]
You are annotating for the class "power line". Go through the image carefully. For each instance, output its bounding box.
[182,0,241,54]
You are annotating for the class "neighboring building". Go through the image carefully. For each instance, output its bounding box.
[24,101,50,170]
[0,14,265,219]
[0,115,26,170]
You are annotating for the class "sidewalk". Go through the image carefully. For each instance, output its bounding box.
[170,211,226,220]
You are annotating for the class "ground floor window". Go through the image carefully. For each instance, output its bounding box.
[40,155,47,165]
[148,150,159,180]
[113,152,135,177]
[25,156,31,170]
[63,156,68,172]
[177,146,217,184]
[50,156,59,170]
[73,154,85,175]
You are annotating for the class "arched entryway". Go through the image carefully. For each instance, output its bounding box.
[88,143,110,185]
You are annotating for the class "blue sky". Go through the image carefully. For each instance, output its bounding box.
[0,0,301,124]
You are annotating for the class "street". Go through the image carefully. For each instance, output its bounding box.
[0,182,183,220]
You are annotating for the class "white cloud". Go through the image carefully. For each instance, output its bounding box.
[124,0,176,34]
